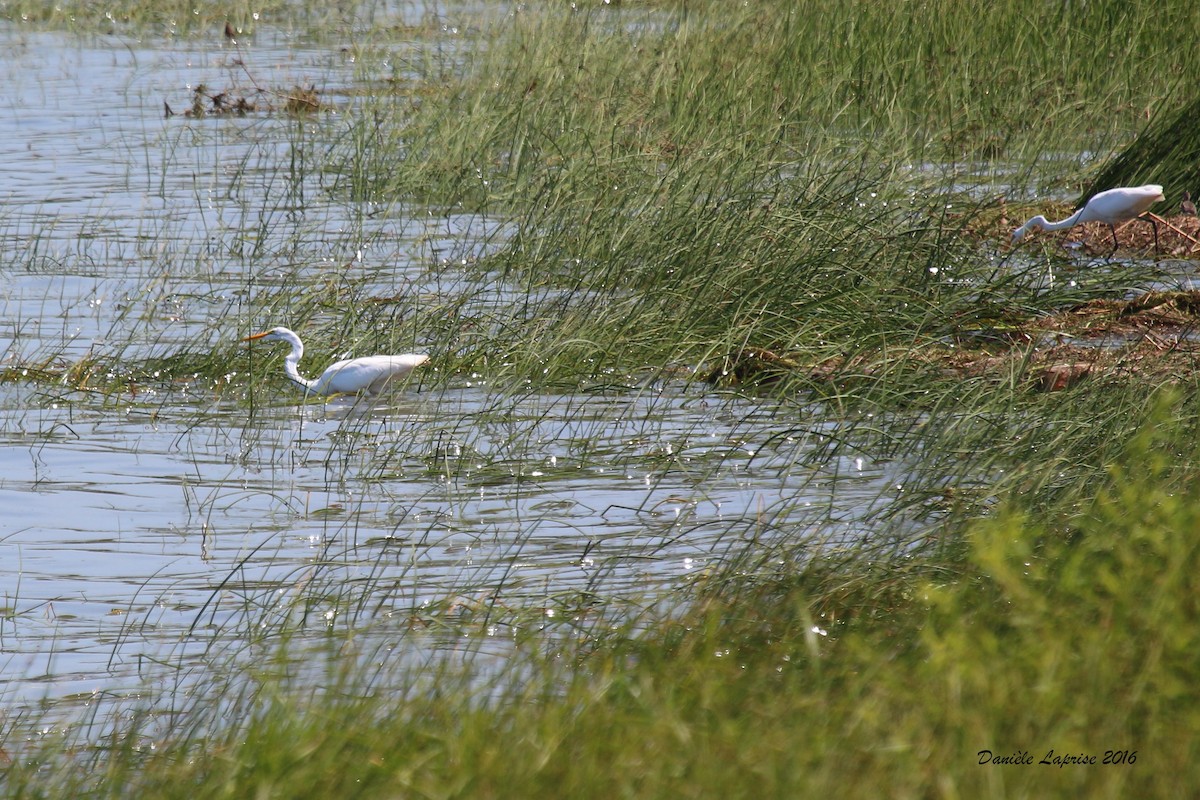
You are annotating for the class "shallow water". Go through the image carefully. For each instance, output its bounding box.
[0,23,906,729]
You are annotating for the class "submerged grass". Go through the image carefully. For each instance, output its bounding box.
[6,401,1197,797]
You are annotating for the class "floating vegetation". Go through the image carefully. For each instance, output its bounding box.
[165,83,257,117]
[165,82,324,118]
[282,84,321,113]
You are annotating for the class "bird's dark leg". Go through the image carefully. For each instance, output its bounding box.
[1108,223,1119,257]
[1144,214,1160,255]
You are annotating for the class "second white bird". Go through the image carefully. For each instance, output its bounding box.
[1011,184,1165,251]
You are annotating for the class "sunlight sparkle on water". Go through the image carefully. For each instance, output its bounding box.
[0,27,910,719]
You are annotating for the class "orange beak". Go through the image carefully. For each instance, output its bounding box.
[242,331,271,342]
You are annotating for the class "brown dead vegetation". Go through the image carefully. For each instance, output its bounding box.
[164,83,324,118]
[707,290,1200,393]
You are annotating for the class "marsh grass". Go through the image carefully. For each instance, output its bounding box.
[353,0,1200,201]
[1086,91,1200,205]
[322,0,1189,401]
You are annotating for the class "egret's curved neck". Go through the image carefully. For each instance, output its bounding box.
[279,337,318,392]
[1029,207,1085,234]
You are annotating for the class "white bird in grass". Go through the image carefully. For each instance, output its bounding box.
[1010,184,1165,254]
[243,326,429,396]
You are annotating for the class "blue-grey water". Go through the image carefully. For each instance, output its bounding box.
[0,19,905,737]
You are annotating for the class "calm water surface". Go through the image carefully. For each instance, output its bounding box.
[0,23,905,727]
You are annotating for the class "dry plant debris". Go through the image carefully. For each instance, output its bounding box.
[709,290,1200,393]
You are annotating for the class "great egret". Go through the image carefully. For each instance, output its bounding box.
[1011,184,1165,253]
[243,326,429,396]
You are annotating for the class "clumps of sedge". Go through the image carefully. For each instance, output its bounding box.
[164,84,256,118]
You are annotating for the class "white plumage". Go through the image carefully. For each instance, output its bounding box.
[1011,184,1165,251]
[243,326,429,396]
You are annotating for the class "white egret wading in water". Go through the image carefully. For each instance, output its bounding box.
[243,326,429,396]
[1010,184,1165,254]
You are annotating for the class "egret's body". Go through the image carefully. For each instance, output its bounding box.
[1011,184,1165,253]
[243,327,428,396]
